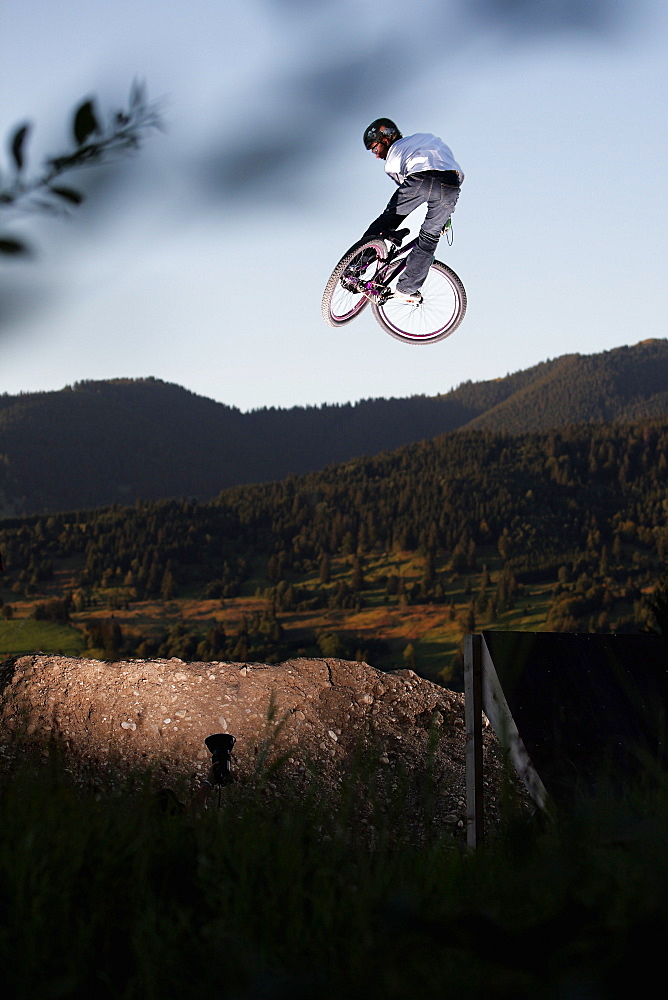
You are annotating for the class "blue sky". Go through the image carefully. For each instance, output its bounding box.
[1,0,666,411]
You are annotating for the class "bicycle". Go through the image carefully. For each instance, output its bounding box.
[321,227,467,345]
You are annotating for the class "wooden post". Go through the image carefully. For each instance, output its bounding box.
[465,633,484,848]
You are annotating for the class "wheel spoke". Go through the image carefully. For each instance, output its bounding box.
[329,282,367,323]
[321,240,387,327]
[373,261,466,343]
[329,254,378,322]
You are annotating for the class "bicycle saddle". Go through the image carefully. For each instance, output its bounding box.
[387,228,410,246]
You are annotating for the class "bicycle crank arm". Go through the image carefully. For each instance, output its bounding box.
[358,280,388,300]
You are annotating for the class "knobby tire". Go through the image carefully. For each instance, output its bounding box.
[371,260,467,344]
[321,239,387,327]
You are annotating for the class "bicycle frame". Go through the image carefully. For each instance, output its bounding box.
[356,235,417,301]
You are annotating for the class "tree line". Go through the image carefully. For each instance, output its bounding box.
[1,340,666,517]
[1,418,666,664]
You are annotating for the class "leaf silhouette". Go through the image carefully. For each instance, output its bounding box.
[0,236,29,255]
[73,100,100,146]
[129,79,146,109]
[10,123,30,171]
[1,84,161,263]
[49,186,84,205]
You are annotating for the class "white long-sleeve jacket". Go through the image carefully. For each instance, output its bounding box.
[384,133,464,186]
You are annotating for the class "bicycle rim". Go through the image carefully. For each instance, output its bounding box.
[321,239,387,327]
[371,260,467,344]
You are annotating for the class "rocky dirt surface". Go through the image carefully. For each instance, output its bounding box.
[0,654,529,841]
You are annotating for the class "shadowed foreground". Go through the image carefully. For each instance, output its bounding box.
[1,745,666,999]
[0,653,520,841]
[1,654,667,996]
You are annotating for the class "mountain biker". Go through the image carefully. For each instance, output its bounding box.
[360,118,463,304]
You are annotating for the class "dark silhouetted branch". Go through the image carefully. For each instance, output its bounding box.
[0,81,163,256]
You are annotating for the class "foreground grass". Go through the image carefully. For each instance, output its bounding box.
[0,753,666,999]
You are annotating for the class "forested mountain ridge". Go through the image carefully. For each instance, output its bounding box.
[0,339,666,516]
[0,417,665,679]
[463,340,668,432]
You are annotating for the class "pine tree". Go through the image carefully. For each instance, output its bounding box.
[318,552,331,585]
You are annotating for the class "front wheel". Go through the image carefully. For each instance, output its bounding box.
[321,239,387,327]
[371,260,467,344]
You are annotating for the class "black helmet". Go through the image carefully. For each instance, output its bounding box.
[363,118,401,150]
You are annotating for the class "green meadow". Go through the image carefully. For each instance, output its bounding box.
[0,618,85,657]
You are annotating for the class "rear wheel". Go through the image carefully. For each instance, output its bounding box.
[321,239,387,327]
[371,260,466,344]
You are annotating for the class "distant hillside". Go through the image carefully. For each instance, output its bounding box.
[0,339,666,516]
[462,340,668,432]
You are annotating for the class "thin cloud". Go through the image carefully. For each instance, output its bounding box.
[468,0,633,36]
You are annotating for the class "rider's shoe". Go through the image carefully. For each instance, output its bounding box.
[393,289,423,305]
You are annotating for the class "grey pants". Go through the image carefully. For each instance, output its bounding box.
[361,170,461,293]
